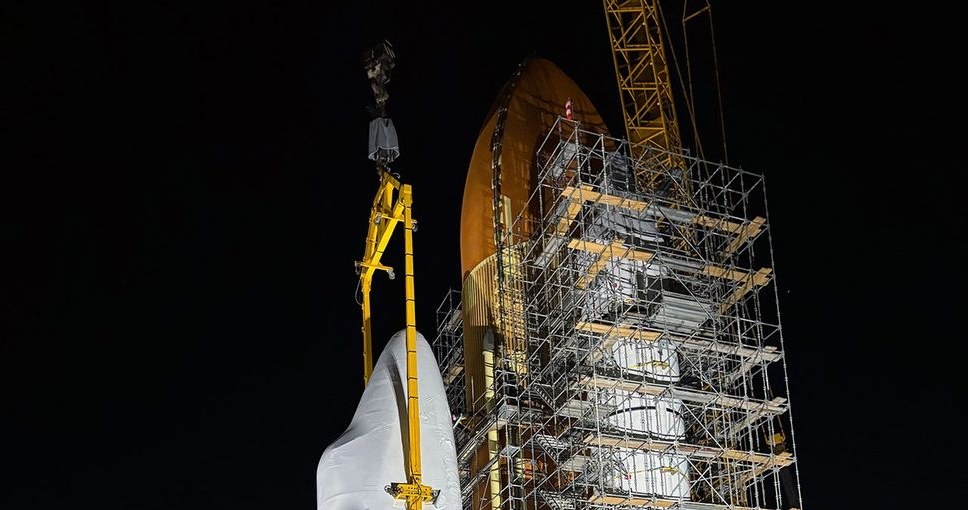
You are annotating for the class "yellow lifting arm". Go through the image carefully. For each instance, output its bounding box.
[358,171,404,385]
[356,169,436,510]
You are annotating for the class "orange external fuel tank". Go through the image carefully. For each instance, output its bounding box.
[458,58,609,510]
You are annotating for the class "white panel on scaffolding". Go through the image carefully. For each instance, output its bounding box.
[612,211,662,245]
[640,278,714,334]
[606,259,639,299]
[600,390,685,440]
[581,259,662,322]
[601,448,691,500]
[647,294,713,333]
[548,141,580,180]
[602,150,633,194]
[611,338,681,383]
[585,209,662,247]
[608,258,662,297]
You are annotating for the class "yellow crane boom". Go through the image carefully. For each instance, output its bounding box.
[355,170,435,509]
[357,38,435,510]
[357,170,404,386]
[603,0,686,190]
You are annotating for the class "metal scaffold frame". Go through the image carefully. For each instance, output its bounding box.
[433,118,801,510]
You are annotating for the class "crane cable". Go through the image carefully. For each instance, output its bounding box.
[656,0,729,165]
[704,0,730,165]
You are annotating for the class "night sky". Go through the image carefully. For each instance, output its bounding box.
[4,1,966,508]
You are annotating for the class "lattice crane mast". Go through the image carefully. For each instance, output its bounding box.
[602,0,688,197]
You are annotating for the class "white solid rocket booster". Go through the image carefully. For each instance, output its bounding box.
[316,330,461,509]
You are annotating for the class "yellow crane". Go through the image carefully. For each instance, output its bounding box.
[604,0,716,260]
[355,39,436,510]
[603,0,689,199]
[603,0,684,155]
[603,5,799,507]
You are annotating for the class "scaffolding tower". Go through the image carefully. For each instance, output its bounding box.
[433,118,801,510]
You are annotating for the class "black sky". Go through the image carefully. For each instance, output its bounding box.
[4,1,966,508]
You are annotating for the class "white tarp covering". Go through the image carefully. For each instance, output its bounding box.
[316,330,461,510]
[602,447,691,499]
[611,338,681,383]
[600,390,685,440]
[367,117,400,163]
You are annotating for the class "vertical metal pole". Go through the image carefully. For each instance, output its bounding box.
[402,184,422,510]
[361,277,374,385]
[360,174,396,387]
[361,194,378,387]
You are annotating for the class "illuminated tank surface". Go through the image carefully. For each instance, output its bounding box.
[457,59,611,509]
[460,58,609,279]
